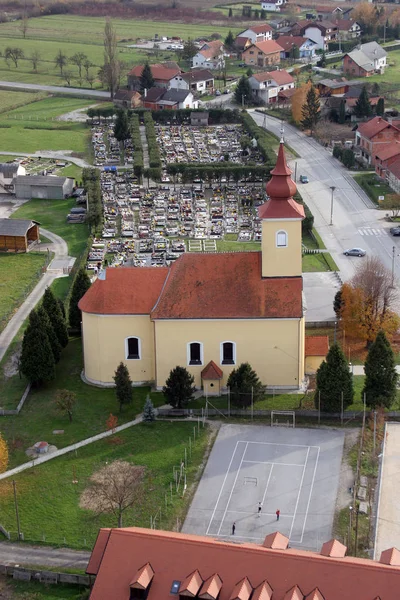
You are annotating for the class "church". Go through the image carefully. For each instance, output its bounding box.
[79,142,308,392]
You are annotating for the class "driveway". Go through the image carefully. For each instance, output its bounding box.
[0,81,109,99]
[0,541,90,569]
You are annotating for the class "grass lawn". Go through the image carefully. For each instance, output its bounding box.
[0,421,209,548]
[353,173,393,206]
[61,164,83,183]
[216,239,261,252]
[1,338,166,468]
[0,90,47,114]
[1,96,94,122]
[0,125,88,154]
[1,577,87,599]
[0,252,46,332]
[302,252,330,272]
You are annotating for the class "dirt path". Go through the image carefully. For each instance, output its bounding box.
[57,104,99,122]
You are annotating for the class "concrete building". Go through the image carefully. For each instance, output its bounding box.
[237,24,273,43]
[292,20,338,50]
[249,69,294,104]
[192,40,225,70]
[0,218,40,252]
[14,175,74,200]
[344,42,387,77]
[170,70,214,95]
[275,35,317,59]
[260,0,287,11]
[142,88,198,110]
[0,162,25,190]
[79,143,313,390]
[127,63,181,91]
[242,39,283,68]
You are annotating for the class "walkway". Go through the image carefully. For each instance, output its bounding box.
[0,542,90,569]
[0,151,90,168]
[0,80,109,100]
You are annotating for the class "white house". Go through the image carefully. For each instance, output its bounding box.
[360,41,387,71]
[0,162,26,190]
[192,40,225,70]
[238,24,273,43]
[260,0,287,12]
[249,69,295,104]
[170,69,214,95]
[298,21,338,50]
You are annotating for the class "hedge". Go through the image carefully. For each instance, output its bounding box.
[130,113,144,178]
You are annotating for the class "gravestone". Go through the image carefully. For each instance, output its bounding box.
[359,501,369,515]
[357,486,367,501]
[13,569,31,581]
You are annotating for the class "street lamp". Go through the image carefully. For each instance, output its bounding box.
[329,186,336,226]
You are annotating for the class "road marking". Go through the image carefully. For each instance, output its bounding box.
[239,440,319,450]
[261,464,274,505]
[217,442,248,536]
[226,510,293,517]
[289,446,310,540]
[206,440,240,535]
[242,460,305,467]
[358,228,387,237]
[299,446,320,544]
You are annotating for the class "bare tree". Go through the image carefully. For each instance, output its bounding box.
[29,49,40,72]
[80,460,145,527]
[86,71,95,88]
[55,49,68,76]
[54,389,76,422]
[5,47,24,68]
[351,256,397,320]
[381,195,400,219]
[103,18,120,99]
[19,13,28,38]
[70,52,87,79]
[83,58,94,79]
[63,69,73,86]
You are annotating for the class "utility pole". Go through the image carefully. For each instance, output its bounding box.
[12,480,21,541]
[392,245,396,287]
[242,94,245,108]
[373,410,377,457]
[330,186,336,226]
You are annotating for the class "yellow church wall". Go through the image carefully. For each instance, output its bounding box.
[203,380,221,396]
[261,219,302,277]
[305,355,324,375]
[154,318,305,390]
[81,313,155,385]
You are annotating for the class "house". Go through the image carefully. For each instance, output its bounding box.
[190,111,209,126]
[142,88,198,110]
[305,335,329,374]
[335,19,362,39]
[249,69,295,104]
[355,117,400,165]
[86,526,400,600]
[315,77,363,96]
[242,39,283,68]
[387,159,400,194]
[192,40,225,70]
[79,143,307,390]
[14,175,74,200]
[113,89,142,109]
[127,63,181,91]
[269,17,293,30]
[321,94,382,121]
[238,24,273,43]
[293,20,338,50]
[170,69,214,95]
[0,162,25,190]
[375,141,400,178]
[260,0,287,12]
[234,36,252,52]
[0,218,40,252]
[344,42,387,77]
[275,35,317,59]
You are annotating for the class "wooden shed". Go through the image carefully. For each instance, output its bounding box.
[0,218,40,252]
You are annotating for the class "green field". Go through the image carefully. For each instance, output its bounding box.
[353,173,393,206]
[1,96,94,122]
[0,125,88,154]
[0,252,46,333]
[2,577,87,599]
[0,421,209,547]
[0,90,47,114]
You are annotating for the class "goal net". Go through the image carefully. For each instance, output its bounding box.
[271,410,296,428]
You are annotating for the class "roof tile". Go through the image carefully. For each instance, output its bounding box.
[229,577,252,600]
[250,40,284,54]
[130,563,154,589]
[305,336,329,357]
[357,117,396,140]
[201,360,223,380]
[199,573,223,599]
[320,539,346,558]
[263,531,289,550]
[179,569,203,596]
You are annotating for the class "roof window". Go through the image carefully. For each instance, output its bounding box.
[171,580,181,595]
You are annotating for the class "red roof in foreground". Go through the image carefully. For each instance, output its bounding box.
[128,63,181,81]
[201,360,223,380]
[357,117,400,141]
[87,527,400,600]
[375,140,400,161]
[305,335,329,357]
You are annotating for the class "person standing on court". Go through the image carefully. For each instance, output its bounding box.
[258,502,262,516]
[276,509,280,521]
[232,522,236,535]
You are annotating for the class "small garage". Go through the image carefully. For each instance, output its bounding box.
[305,335,330,375]
[0,218,40,252]
[14,175,74,200]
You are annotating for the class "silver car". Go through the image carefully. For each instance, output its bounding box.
[344,248,366,257]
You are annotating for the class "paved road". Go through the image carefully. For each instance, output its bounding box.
[251,111,398,284]
[0,80,110,99]
[0,542,90,569]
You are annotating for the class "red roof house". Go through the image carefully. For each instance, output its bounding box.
[375,140,400,178]
[355,117,400,166]
[127,63,181,91]
[242,40,283,68]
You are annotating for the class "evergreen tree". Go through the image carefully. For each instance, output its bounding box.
[333,288,343,318]
[376,97,384,116]
[228,7,233,17]
[224,30,235,49]
[318,49,326,68]
[69,268,91,330]
[227,362,264,408]
[371,82,380,95]
[162,366,196,408]
[139,63,155,92]
[260,8,266,19]
[342,148,355,169]
[301,85,320,133]
[338,98,346,124]
[37,305,61,364]
[315,343,353,413]
[42,287,68,349]
[234,76,252,106]
[20,309,55,386]
[290,44,300,61]
[143,394,156,422]
[113,362,133,412]
[57,297,66,320]
[363,330,398,409]
[181,38,198,61]
[246,67,253,77]
[114,109,130,142]
[354,85,372,118]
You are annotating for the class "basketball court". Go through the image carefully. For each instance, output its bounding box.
[183,423,345,551]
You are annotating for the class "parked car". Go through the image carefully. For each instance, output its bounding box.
[390,226,400,236]
[343,248,366,257]
[215,90,221,96]
[299,175,309,183]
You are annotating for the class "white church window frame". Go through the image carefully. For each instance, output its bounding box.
[276,230,288,248]
[220,341,236,365]
[125,336,141,360]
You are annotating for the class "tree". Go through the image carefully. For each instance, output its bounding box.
[80,460,145,527]
[63,69,73,86]
[86,72,95,88]
[20,309,55,386]
[57,297,66,320]
[227,362,264,408]
[37,305,61,364]
[338,98,346,124]
[5,47,24,68]
[103,18,120,99]
[291,81,312,123]
[69,268,91,329]
[376,97,384,116]
[0,433,8,474]
[317,49,326,68]
[234,76,252,106]
[70,52,86,79]
[381,194,400,218]
[301,84,320,133]
[29,50,40,72]
[363,330,398,409]
[354,85,372,118]
[55,389,76,422]
[139,62,155,92]
[114,109,130,141]
[106,413,118,433]
[371,82,380,95]
[83,58,95,79]
[333,288,343,318]
[42,287,68,349]
[162,366,196,408]
[342,148,355,169]
[315,343,353,412]
[55,49,68,76]
[113,362,133,412]
[181,38,198,61]
[246,67,253,77]
[143,394,156,422]
[19,14,29,39]
[290,44,300,62]
[225,30,235,50]
[332,145,343,160]
[352,2,379,34]
[228,7,233,17]
[341,258,400,346]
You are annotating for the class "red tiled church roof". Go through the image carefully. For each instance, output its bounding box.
[201,360,223,380]
[86,527,400,600]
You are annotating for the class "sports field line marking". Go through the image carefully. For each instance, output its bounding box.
[299,445,320,544]
[288,446,310,540]
[242,460,305,467]
[207,533,264,541]
[226,510,293,517]
[205,440,240,536]
[238,440,320,450]
[261,464,273,505]
[217,441,248,536]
